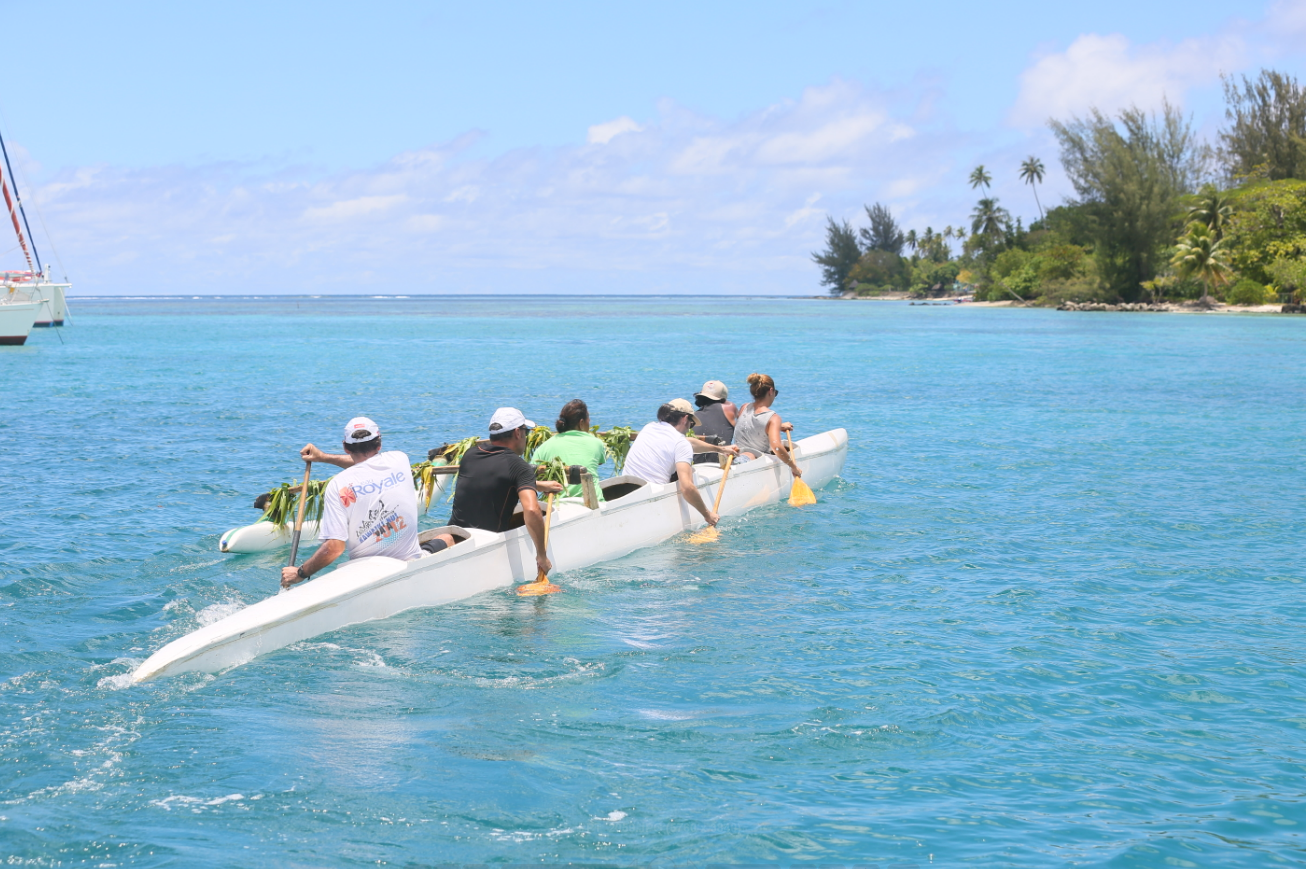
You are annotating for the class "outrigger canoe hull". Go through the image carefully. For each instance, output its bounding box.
[132,429,848,683]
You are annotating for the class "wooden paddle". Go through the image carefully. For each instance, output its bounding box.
[689,455,733,543]
[786,431,817,506]
[287,460,313,568]
[517,493,562,596]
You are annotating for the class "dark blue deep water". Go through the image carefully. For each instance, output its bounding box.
[3,296,1306,866]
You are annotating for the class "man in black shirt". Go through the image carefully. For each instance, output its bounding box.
[449,407,564,578]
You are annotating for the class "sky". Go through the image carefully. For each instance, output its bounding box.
[2,0,1304,295]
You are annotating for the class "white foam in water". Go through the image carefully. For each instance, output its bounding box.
[97,671,136,691]
[150,793,249,812]
[96,658,143,691]
[638,709,695,721]
[595,810,627,821]
[31,724,139,798]
[169,558,224,574]
[196,601,245,626]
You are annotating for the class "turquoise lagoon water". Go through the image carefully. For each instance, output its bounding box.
[3,296,1306,866]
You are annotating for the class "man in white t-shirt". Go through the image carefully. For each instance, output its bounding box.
[280,417,452,589]
[623,398,738,527]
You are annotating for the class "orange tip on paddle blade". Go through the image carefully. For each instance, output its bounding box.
[517,579,562,596]
[789,479,817,506]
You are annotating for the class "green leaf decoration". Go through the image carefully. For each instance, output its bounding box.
[594,425,636,473]
[534,456,570,486]
[525,426,555,461]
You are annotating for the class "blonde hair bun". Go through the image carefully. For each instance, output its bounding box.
[747,372,775,400]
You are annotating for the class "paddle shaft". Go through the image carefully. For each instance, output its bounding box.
[287,461,312,567]
[785,430,801,468]
[711,456,734,513]
[536,492,555,580]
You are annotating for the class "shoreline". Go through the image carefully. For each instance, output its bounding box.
[835,296,1297,315]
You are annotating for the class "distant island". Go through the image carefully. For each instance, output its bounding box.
[813,68,1306,312]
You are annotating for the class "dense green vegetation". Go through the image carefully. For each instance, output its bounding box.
[812,68,1306,306]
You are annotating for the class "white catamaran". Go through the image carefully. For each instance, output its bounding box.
[0,294,40,345]
[133,429,848,683]
[0,123,70,339]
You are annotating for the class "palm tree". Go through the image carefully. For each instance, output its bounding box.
[1186,185,1233,241]
[905,229,918,253]
[1171,222,1230,306]
[1019,156,1045,220]
[970,197,1008,241]
[969,165,992,196]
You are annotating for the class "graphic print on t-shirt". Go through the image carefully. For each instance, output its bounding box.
[319,451,422,561]
[354,497,409,550]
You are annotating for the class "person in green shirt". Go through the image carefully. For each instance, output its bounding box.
[530,399,608,502]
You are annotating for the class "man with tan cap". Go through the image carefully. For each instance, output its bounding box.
[448,407,564,578]
[282,416,439,589]
[623,399,739,526]
[692,379,738,465]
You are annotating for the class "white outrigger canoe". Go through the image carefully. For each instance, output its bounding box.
[132,428,848,683]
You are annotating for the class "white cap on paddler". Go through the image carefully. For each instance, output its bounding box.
[662,397,701,427]
[696,380,728,402]
[342,416,380,444]
[488,407,535,435]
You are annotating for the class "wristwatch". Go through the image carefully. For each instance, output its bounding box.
[297,566,308,579]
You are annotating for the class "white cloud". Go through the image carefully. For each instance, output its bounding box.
[30,77,966,295]
[1009,32,1245,126]
[406,214,446,233]
[587,116,643,144]
[755,113,891,164]
[302,194,407,222]
[1266,0,1306,36]
[783,193,824,230]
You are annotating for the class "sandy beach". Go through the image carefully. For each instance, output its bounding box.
[841,297,1295,315]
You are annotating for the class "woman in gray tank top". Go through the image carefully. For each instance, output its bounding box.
[735,373,804,482]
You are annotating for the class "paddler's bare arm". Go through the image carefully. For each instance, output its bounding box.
[688,437,740,457]
[676,461,719,526]
[519,488,552,576]
[299,444,357,469]
[765,416,802,478]
[280,539,346,589]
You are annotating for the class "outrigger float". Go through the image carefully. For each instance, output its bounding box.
[132,429,848,683]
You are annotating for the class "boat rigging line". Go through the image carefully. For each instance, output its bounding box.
[0,125,40,276]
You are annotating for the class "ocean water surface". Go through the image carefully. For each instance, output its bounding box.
[3,296,1305,866]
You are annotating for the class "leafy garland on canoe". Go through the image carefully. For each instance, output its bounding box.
[256,425,640,528]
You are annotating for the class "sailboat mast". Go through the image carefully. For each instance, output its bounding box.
[0,127,41,276]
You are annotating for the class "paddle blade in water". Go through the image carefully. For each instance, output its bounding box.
[789,478,817,507]
[688,526,720,544]
[516,577,562,596]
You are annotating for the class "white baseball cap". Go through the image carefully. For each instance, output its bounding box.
[696,380,728,401]
[488,407,535,435]
[342,416,381,444]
